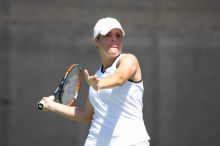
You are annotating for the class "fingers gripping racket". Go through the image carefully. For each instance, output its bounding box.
[37,64,82,110]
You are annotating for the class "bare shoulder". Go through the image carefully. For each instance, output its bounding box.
[120,53,139,64]
[116,53,140,69]
[118,53,142,81]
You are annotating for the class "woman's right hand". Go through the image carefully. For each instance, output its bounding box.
[39,96,55,111]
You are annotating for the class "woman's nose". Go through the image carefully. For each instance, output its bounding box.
[112,35,117,42]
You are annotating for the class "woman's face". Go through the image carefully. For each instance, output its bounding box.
[96,28,123,58]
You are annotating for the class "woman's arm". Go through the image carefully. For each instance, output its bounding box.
[84,53,142,91]
[41,97,94,124]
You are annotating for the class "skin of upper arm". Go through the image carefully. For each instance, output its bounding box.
[65,98,94,124]
[116,53,139,82]
[82,98,94,123]
[99,53,139,88]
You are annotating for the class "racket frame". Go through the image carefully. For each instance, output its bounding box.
[37,64,82,110]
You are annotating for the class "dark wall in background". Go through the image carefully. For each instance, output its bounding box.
[1,0,220,146]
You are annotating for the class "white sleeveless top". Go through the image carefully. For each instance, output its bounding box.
[85,54,150,146]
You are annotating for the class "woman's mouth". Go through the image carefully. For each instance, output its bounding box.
[111,44,118,48]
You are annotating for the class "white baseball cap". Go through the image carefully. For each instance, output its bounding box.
[93,17,125,40]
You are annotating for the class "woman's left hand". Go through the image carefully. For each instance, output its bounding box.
[84,69,100,91]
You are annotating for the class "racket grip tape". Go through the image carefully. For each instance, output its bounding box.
[37,95,55,110]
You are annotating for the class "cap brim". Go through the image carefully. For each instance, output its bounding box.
[100,27,125,36]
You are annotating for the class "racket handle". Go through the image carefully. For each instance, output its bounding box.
[37,95,55,110]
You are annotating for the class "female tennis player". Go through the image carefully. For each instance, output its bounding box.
[40,17,150,146]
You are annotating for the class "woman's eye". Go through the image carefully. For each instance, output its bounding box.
[105,33,111,37]
[103,32,122,39]
[116,34,122,38]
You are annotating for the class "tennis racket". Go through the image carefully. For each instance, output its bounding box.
[37,64,82,110]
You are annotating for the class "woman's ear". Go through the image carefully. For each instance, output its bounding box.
[95,38,98,43]
[93,38,98,49]
[94,37,100,48]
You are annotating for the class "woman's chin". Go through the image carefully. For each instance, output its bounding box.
[109,52,120,57]
[108,49,121,56]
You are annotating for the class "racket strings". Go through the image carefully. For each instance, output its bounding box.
[60,66,81,104]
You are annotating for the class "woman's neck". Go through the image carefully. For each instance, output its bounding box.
[101,54,120,71]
